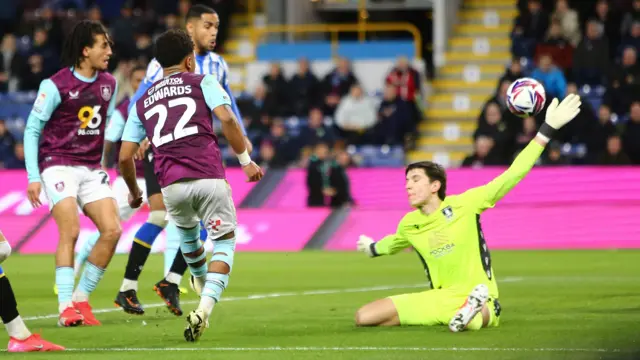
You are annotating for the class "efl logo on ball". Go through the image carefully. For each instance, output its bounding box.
[506,77,546,118]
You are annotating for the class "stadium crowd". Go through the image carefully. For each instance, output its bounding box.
[467,0,640,167]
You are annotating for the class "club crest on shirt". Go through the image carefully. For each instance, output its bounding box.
[441,206,453,220]
[100,85,112,101]
[55,181,65,192]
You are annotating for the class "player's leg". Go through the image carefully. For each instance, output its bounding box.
[72,168,122,326]
[184,179,238,342]
[153,223,189,316]
[41,166,85,327]
[115,190,168,315]
[354,298,400,326]
[1,266,65,352]
[449,284,495,332]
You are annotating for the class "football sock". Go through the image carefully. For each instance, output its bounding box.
[73,262,105,302]
[55,267,74,312]
[74,232,100,277]
[0,276,31,340]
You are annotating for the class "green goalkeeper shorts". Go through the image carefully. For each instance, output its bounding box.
[389,288,501,327]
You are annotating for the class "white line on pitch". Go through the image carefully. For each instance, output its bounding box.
[22,277,524,322]
[42,346,626,353]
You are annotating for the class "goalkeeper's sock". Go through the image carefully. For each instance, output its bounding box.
[55,267,74,313]
[73,262,105,302]
[120,242,152,292]
[0,272,32,340]
[466,313,484,331]
[74,232,100,277]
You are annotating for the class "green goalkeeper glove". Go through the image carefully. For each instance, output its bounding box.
[538,93,582,142]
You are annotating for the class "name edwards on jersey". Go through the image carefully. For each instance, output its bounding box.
[144,77,192,108]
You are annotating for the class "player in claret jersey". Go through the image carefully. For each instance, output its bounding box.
[23,20,121,327]
[355,94,582,332]
[119,29,263,342]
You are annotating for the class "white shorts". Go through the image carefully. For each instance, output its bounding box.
[112,176,147,221]
[161,179,237,240]
[41,166,115,211]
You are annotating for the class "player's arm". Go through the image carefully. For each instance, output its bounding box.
[357,222,410,257]
[202,75,262,181]
[102,107,126,168]
[119,105,146,207]
[24,79,61,207]
[220,57,252,152]
[460,94,582,213]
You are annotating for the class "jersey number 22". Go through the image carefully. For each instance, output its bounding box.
[144,97,197,147]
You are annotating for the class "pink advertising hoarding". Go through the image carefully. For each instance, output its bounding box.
[266,167,640,209]
[0,169,257,216]
[326,167,640,250]
[19,208,331,254]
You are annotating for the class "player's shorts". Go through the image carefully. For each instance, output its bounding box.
[143,148,162,199]
[112,176,147,221]
[41,166,115,211]
[390,288,501,328]
[161,178,237,240]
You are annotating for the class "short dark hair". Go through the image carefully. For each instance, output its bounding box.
[61,20,111,68]
[154,29,194,68]
[405,161,447,200]
[186,4,216,23]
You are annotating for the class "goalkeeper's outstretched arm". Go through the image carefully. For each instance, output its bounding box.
[357,224,410,257]
[461,94,582,213]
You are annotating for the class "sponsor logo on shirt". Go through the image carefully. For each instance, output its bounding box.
[430,243,455,258]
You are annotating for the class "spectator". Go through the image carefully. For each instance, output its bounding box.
[110,1,139,60]
[586,104,618,163]
[321,57,358,116]
[621,0,640,37]
[261,119,295,167]
[461,136,504,168]
[289,58,319,117]
[4,143,24,169]
[514,116,538,153]
[373,84,411,145]
[622,101,640,163]
[531,54,567,99]
[551,0,581,47]
[385,56,422,127]
[306,142,331,207]
[617,21,640,57]
[499,57,526,85]
[473,102,513,163]
[543,20,571,47]
[334,84,378,144]
[598,135,632,164]
[606,46,640,115]
[573,19,610,85]
[592,0,620,57]
[558,82,596,144]
[542,141,570,165]
[19,54,46,91]
[0,119,16,166]
[0,34,23,93]
[262,63,290,117]
[329,149,354,208]
[512,0,549,57]
[29,27,59,77]
[299,107,335,148]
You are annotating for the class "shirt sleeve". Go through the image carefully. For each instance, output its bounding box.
[24,79,60,183]
[105,108,126,142]
[372,219,411,256]
[219,57,247,136]
[201,74,232,111]
[121,105,147,144]
[106,81,119,118]
[457,140,545,213]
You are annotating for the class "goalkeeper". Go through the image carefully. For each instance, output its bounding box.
[355,94,581,332]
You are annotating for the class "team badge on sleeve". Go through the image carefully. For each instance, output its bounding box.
[100,85,112,101]
[33,92,46,113]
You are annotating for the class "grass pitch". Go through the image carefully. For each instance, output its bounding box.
[1,250,639,359]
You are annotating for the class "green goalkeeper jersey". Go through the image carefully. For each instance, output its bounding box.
[373,141,545,298]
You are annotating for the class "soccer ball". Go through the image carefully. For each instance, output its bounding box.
[506,78,546,118]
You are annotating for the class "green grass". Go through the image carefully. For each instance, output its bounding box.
[2,250,640,359]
